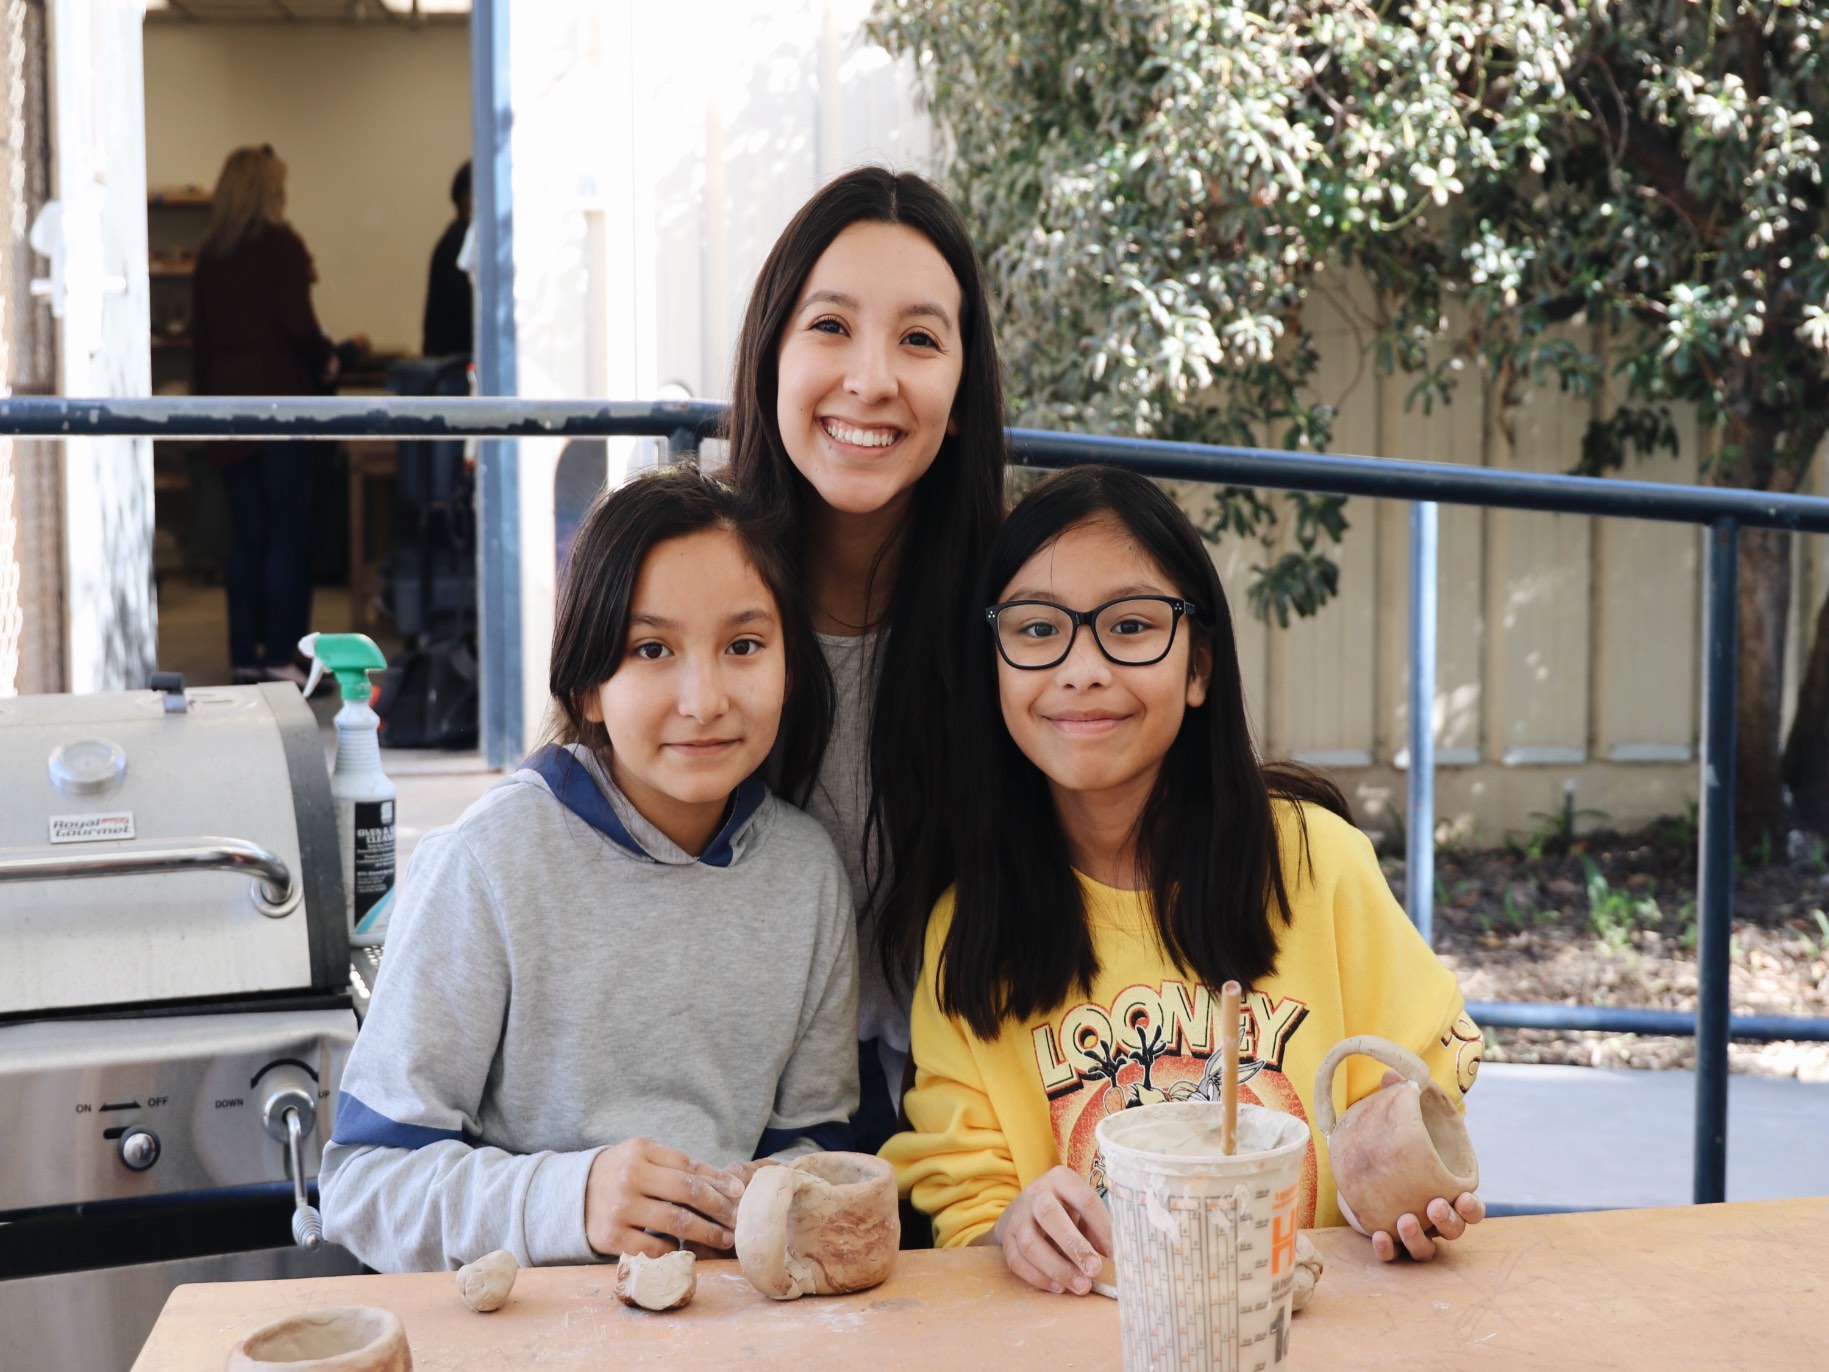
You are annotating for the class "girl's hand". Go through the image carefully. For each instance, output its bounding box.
[722,1158,780,1190]
[1344,1190,1485,1262]
[585,1137,746,1259]
[976,1165,1112,1294]
[1340,1070,1485,1262]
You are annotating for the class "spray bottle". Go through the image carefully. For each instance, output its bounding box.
[301,632,397,946]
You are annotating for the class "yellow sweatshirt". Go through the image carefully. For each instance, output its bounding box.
[883,802,1482,1247]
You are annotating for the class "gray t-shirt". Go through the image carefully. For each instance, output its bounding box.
[800,632,909,1086]
[318,744,859,1272]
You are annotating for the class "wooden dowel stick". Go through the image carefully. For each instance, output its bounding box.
[1220,980,1241,1155]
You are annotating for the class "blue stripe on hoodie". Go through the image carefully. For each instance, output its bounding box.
[522,742,766,868]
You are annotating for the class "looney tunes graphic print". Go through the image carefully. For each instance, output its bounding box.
[1034,980,1322,1225]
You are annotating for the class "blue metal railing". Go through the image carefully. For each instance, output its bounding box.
[8,393,1829,1207]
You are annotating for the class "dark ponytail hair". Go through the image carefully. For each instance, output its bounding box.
[938,465,1350,1040]
[548,466,832,801]
[725,166,1008,989]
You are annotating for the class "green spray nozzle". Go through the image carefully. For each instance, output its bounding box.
[298,632,387,702]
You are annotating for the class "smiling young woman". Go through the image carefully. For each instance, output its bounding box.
[725,168,1008,1150]
[772,220,965,532]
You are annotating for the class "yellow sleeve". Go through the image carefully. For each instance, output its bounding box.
[1320,812,1484,1111]
[879,893,1021,1249]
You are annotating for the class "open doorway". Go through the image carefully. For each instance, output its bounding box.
[142,0,477,746]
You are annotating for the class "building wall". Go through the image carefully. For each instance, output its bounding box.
[142,21,471,357]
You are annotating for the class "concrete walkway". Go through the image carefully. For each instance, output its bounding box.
[1468,1061,1829,1211]
[382,757,1829,1214]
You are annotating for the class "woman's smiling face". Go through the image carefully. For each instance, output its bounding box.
[995,515,1211,813]
[774,220,965,519]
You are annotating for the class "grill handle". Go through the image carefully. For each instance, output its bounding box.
[0,837,301,917]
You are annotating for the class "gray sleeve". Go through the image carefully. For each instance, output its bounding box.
[318,829,601,1272]
[760,846,860,1156]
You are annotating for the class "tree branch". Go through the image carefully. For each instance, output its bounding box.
[1573,49,1711,235]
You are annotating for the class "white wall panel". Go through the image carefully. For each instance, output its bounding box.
[1485,339,1595,765]
[1378,302,1487,770]
[1274,283,1376,765]
[1207,523,1270,759]
[1593,400,1701,761]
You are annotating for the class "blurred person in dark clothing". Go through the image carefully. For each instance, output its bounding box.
[421,160,472,359]
[192,144,350,686]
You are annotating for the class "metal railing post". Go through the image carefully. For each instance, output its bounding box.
[1694,518,1738,1204]
[472,0,522,769]
[1407,500,1438,942]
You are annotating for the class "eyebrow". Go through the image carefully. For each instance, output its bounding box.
[1001,583,1170,603]
[630,607,777,630]
[797,288,955,332]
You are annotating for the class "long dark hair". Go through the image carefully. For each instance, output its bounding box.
[725,166,1008,988]
[939,465,1351,1040]
[548,466,833,801]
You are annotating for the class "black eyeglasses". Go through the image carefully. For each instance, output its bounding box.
[985,595,1202,670]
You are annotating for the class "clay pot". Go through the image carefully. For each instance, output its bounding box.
[226,1307,411,1372]
[735,1151,899,1300]
[1315,1035,1479,1239]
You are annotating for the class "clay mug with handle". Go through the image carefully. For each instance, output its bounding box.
[1314,1034,1479,1239]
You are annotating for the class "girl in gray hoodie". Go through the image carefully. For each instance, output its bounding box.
[320,468,858,1273]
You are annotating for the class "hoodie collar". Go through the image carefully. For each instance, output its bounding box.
[521,743,768,868]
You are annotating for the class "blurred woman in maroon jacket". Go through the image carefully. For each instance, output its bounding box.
[192,144,339,685]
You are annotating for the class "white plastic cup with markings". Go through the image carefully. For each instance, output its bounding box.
[1095,1101,1309,1372]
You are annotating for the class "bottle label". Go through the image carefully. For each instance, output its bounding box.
[352,799,396,931]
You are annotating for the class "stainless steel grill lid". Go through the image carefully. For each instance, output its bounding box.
[0,682,347,1017]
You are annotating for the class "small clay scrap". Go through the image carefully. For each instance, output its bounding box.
[735,1151,898,1301]
[615,1249,699,1311]
[455,1248,518,1313]
[1291,1231,1323,1312]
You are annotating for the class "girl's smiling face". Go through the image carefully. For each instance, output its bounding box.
[774,221,965,519]
[995,515,1211,823]
[583,528,787,856]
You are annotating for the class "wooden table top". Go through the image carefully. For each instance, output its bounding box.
[134,1197,1829,1371]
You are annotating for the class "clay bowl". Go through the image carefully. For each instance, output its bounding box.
[735,1151,899,1300]
[1315,1034,1479,1238]
[226,1306,411,1372]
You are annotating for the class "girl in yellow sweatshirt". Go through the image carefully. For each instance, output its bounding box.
[882,465,1484,1295]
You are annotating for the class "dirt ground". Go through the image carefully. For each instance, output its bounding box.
[1378,817,1829,1081]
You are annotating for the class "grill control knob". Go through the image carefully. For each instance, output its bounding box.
[119,1126,161,1171]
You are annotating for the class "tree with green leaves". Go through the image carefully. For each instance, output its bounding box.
[872,0,1829,849]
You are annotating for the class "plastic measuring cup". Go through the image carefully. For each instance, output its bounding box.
[1095,1101,1310,1372]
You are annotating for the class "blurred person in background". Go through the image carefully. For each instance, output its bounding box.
[192,144,364,686]
[421,159,473,360]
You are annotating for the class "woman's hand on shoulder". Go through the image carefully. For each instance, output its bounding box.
[584,1137,747,1260]
[976,1165,1111,1294]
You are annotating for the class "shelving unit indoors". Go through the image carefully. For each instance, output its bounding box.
[147,187,213,578]
[148,185,210,394]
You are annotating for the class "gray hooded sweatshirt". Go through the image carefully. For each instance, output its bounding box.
[319,743,859,1273]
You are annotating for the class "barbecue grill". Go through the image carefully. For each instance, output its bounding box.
[0,678,365,1370]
